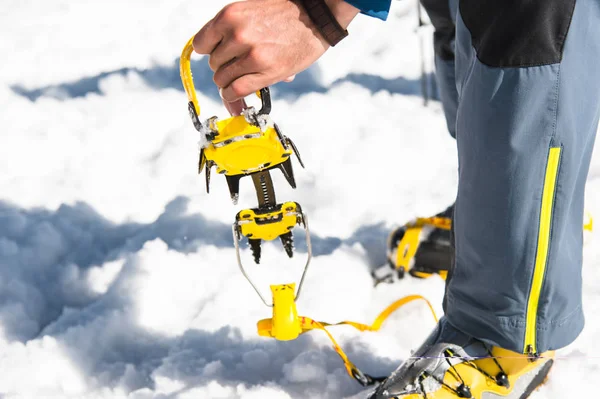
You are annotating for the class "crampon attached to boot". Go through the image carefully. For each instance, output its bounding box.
[373,205,594,286]
[367,317,555,399]
[372,205,454,286]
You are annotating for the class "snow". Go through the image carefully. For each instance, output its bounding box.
[0,0,599,398]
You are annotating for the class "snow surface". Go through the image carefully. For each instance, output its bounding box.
[1,1,599,398]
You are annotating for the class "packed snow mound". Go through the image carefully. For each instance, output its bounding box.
[1,0,600,398]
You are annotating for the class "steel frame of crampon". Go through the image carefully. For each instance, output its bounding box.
[232,214,313,308]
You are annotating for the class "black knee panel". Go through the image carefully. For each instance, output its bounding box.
[459,0,576,67]
[421,0,456,61]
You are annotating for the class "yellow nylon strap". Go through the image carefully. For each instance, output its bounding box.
[395,226,423,271]
[310,319,359,379]
[180,37,200,117]
[415,216,451,230]
[584,212,593,232]
[393,216,451,273]
[303,294,438,332]
[179,36,267,121]
[299,295,438,383]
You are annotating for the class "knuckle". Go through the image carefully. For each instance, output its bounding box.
[230,27,247,45]
[192,23,212,54]
[218,3,240,23]
[248,48,269,67]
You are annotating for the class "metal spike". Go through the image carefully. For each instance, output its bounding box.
[280,232,294,258]
[278,158,297,189]
[225,175,241,204]
[274,124,287,147]
[205,163,211,193]
[198,149,206,175]
[249,239,262,264]
[286,138,305,168]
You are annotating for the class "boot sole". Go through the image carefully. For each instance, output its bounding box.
[519,359,554,399]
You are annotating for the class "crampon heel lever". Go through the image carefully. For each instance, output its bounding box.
[233,210,312,341]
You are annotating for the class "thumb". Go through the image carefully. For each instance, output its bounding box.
[222,98,247,116]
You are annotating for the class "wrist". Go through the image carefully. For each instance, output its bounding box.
[324,0,360,29]
[296,0,359,47]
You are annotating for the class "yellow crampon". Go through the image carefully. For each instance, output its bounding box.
[181,36,303,204]
[180,36,439,388]
[180,36,305,264]
[236,202,304,242]
[393,216,451,280]
[387,210,593,284]
[256,284,439,386]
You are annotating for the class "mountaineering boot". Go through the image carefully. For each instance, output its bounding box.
[367,317,554,399]
[373,205,454,285]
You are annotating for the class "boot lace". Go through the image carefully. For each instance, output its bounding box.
[415,345,509,399]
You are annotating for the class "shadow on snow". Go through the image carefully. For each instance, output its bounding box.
[0,197,398,397]
[11,57,434,103]
[0,197,388,343]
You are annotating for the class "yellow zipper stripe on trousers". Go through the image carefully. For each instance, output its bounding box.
[524,147,562,354]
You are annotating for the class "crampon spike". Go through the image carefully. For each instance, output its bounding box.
[226,175,241,205]
[286,137,304,168]
[249,238,262,264]
[280,231,294,258]
[278,158,297,189]
[205,163,211,193]
[198,148,206,175]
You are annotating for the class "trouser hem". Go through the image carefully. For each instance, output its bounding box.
[445,291,585,353]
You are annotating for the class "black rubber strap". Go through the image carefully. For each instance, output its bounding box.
[297,0,348,47]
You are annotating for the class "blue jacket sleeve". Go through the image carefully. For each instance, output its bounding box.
[344,0,391,20]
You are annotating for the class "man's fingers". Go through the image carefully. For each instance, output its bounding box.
[213,52,260,89]
[207,36,250,72]
[222,99,247,116]
[193,4,244,55]
[192,0,334,104]
[221,74,269,102]
[193,18,224,55]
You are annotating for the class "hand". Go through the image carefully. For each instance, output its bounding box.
[193,0,359,102]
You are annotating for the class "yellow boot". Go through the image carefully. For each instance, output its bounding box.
[368,317,553,399]
[375,205,454,285]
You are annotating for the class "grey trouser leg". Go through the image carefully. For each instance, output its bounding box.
[421,0,459,138]
[444,0,600,354]
[434,56,458,138]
